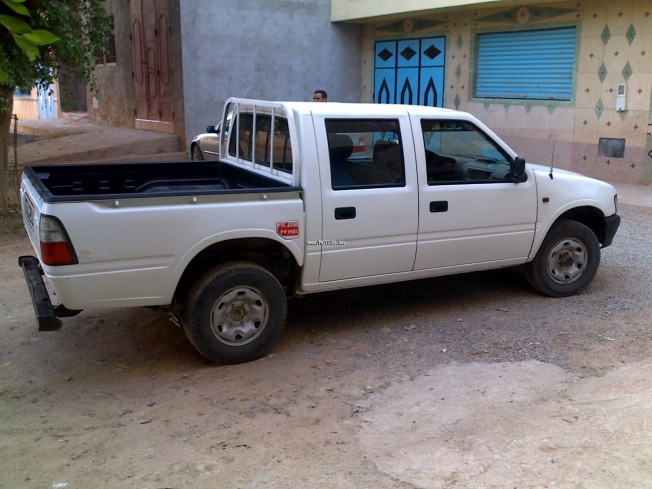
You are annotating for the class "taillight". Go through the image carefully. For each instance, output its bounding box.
[39,215,79,266]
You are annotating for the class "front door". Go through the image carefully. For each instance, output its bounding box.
[412,115,537,270]
[131,0,174,130]
[315,115,419,282]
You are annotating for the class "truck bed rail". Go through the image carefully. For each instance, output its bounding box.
[24,160,299,203]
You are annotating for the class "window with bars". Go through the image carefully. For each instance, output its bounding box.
[96,16,117,64]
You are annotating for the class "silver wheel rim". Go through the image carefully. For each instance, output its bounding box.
[210,286,268,345]
[546,237,587,284]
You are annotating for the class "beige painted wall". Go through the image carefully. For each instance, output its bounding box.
[332,0,570,22]
[361,0,652,184]
[12,88,39,121]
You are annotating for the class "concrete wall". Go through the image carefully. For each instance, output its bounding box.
[169,0,186,145]
[361,0,652,184]
[88,0,136,128]
[179,0,362,149]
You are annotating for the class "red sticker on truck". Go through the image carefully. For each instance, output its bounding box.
[277,221,299,239]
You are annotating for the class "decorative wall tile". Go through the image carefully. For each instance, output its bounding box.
[598,62,609,82]
[573,108,599,144]
[622,61,633,80]
[476,6,576,24]
[626,24,637,45]
[375,18,446,34]
[595,98,605,119]
[601,25,611,45]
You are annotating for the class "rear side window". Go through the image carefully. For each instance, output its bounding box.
[229,113,292,173]
[325,119,405,190]
[228,113,253,160]
[253,116,292,173]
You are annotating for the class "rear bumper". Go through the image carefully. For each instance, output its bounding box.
[18,256,81,331]
[602,214,620,248]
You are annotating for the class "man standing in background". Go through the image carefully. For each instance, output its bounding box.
[313,90,328,102]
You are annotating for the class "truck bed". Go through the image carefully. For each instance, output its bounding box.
[24,160,297,203]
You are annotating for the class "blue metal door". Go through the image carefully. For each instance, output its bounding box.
[374,37,446,107]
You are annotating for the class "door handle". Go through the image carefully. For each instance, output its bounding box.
[430,201,448,213]
[335,206,356,220]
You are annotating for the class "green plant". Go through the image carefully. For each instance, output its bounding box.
[0,0,111,209]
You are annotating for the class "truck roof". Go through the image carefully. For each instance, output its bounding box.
[225,98,468,120]
[280,101,465,119]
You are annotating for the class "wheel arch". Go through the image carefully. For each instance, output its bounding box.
[556,206,607,244]
[529,205,607,262]
[172,237,299,313]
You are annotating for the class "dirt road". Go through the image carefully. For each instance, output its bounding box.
[1,204,651,489]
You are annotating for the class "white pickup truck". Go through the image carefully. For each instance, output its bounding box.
[19,98,620,364]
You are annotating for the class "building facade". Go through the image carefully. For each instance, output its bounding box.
[340,0,652,184]
[89,0,361,151]
[90,0,651,184]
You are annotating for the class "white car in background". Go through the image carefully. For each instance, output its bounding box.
[190,111,234,160]
[190,121,222,160]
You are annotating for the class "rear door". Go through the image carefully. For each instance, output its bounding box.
[412,116,537,270]
[315,115,419,282]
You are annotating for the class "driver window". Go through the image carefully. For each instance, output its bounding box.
[421,119,512,185]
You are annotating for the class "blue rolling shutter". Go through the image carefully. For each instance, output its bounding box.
[476,27,576,100]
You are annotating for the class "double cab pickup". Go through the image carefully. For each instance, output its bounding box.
[19,98,620,364]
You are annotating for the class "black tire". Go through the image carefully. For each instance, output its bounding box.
[183,262,287,364]
[191,144,204,161]
[524,219,600,297]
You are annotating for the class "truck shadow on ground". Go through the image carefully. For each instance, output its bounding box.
[32,267,530,378]
[286,267,531,335]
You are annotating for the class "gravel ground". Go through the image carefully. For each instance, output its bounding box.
[1,204,650,488]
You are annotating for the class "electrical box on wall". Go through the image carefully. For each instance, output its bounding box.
[616,83,626,111]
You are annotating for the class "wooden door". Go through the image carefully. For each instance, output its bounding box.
[131,0,173,125]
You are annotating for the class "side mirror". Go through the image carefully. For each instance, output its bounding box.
[206,125,217,134]
[512,156,526,182]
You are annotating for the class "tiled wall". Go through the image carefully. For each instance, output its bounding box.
[363,0,652,184]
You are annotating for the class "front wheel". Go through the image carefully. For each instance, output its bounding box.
[524,220,600,297]
[183,262,287,364]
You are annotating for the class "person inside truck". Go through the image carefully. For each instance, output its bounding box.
[313,90,328,102]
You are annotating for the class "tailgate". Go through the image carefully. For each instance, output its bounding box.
[20,175,43,258]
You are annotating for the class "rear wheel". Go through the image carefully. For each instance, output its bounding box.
[183,262,287,364]
[524,219,600,297]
